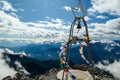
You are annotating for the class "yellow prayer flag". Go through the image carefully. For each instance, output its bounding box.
[76,78,81,80]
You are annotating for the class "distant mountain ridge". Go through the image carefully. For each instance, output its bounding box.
[2,53,46,76]
[1,41,119,64]
[0,40,120,79]
[1,52,115,80]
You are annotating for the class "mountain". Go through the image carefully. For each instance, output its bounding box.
[2,53,46,76]
[1,41,119,64]
[0,40,120,79]
[1,53,115,80]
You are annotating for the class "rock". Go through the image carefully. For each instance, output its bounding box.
[73,64,88,71]
[36,68,60,80]
[73,64,114,80]
[57,69,93,80]
[2,76,12,80]
[2,65,114,80]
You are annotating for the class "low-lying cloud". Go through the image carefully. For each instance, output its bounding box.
[0,48,29,79]
[96,60,120,79]
[0,52,17,79]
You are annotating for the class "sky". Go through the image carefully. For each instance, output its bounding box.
[0,0,120,44]
[0,0,120,79]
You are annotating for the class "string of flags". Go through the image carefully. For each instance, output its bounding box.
[58,42,88,80]
[79,42,89,64]
[69,72,82,80]
[59,43,68,69]
[59,43,89,65]
[59,35,89,67]
[63,69,82,80]
[58,35,90,80]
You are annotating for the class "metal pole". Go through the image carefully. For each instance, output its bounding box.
[62,19,76,80]
[66,19,76,64]
[82,17,95,80]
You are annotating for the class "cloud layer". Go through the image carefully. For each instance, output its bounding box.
[89,18,120,40]
[0,0,16,11]
[0,52,17,79]
[88,0,120,16]
[96,60,120,79]
[0,0,120,44]
[0,48,30,79]
[0,0,70,43]
[0,10,70,43]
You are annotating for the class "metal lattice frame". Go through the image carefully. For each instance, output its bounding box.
[62,0,95,80]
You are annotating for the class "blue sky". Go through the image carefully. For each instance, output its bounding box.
[8,0,91,22]
[0,0,120,43]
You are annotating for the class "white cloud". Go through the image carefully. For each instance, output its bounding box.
[96,60,120,79]
[84,16,91,21]
[15,60,30,75]
[10,12,19,18]
[0,51,17,79]
[62,6,71,11]
[3,48,14,54]
[0,0,70,44]
[0,9,70,43]
[0,49,29,79]
[0,0,119,44]
[88,0,120,16]
[89,18,120,40]
[0,9,119,43]
[0,0,16,12]
[0,48,27,56]
[96,15,108,19]
[18,8,24,12]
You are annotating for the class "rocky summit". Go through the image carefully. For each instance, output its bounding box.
[3,64,115,80]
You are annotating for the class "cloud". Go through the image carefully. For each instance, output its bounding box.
[0,10,119,43]
[62,6,71,11]
[88,0,120,16]
[15,60,30,75]
[0,9,70,43]
[96,60,120,79]
[0,0,119,44]
[0,48,27,56]
[1,48,14,54]
[89,18,120,40]
[0,48,29,79]
[18,8,24,12]
[0,1,70,44]
[10,12,19,18]
[0,51,17,79]
[96,15,108,19]
[0,0,16,12]
[84,16,91,21]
